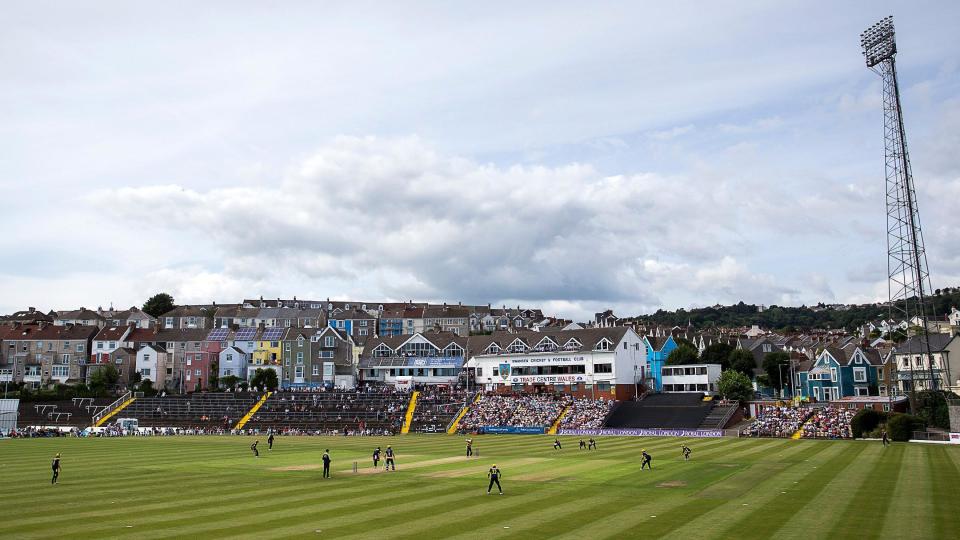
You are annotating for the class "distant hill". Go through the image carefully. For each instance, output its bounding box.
[633,286,960,332]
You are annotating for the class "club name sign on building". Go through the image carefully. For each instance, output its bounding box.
[499,355,588,384]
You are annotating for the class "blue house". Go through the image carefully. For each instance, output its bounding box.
[643,335,677,391]
[797,346,881,401]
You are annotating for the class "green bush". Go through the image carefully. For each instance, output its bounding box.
[851,408,887,438]
[886,413,926,442]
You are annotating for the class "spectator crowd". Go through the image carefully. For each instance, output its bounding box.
[741,405,813,438]
[801,407,856,439]
[559,398,614,429]
[458,394,572,432]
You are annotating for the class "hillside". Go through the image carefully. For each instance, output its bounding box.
[634,286,960,332]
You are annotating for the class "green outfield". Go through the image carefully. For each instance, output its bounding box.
[1,435,959,539]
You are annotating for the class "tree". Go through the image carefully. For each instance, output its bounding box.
[886,413,925,441]
[220,375,240,391]
[666,344,699,366]
[913,390,959,430]
[762,352,791,395]
[89,365,120,395]
[851,408,887,438]
[718,370,754,403]
[250,368,279,391]
[138,379,157,397]
[701,343,734,370]
[142,293,175,318]
[728,349,757,377]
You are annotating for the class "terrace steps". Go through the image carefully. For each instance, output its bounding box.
[447,392,482,434]
[401,391,420,434]
[234,392,272,430]
[94,397,136,427]
[547,404,570,435]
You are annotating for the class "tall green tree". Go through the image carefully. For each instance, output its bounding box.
[728,349,757,377]
[666,344,699,366]
[717,370,754,403]
[89,365,120,395]
[142,293,175,318]
[250,368,279,391]
[701,343,734,370]
[762,352,792,395]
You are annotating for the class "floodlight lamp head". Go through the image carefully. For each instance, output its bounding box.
[861,16,897,68]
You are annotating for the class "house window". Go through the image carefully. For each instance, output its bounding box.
[285,343,291,351]
[830,368,838,382]
[61,354,71,363]
[165,317,173,327]
[595,340,611,351]
[187,356,192,366]
[853,367,867,382]
[312,365,319,376]
[52,365,69,378]
[855,387,869,396]
[325,336,334,348]
[594,363,613,373]
[359,329,368,336]
[476,367,482,377]
[195,369,201,376]
[226,354,233,362]
[883,404,890,412]
[296,352,304,365]
[493,368,499,377]
[97,342,104,349]
[337,320,345,329]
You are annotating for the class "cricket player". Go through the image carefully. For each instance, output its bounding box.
[487,464,503,495]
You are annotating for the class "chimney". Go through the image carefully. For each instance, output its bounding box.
[28,307,35,313]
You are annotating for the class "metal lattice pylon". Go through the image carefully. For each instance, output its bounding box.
[861,17,937,403]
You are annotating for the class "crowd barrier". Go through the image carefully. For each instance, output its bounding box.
[559,428,724,437]
[481,426,546,434]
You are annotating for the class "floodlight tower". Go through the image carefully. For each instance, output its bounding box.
[860,16,937,405]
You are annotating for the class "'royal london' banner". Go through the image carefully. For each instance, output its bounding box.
[559,428,724,438]
[481,426,546,435]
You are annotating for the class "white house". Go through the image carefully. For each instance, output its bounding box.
[219,346,248,380]
[660,364,722,395]
[468,327,647,399]
[360,332,467,387]
[136,344,169,387]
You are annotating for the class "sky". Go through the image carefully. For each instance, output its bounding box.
[2,1,959,322]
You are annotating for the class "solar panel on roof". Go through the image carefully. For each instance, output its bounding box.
[206,328,229,341]
[263,328,285,340]
[235,328,257,340]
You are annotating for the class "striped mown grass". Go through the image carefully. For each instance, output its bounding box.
[1,435,958,539]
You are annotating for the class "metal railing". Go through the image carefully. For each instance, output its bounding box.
[92,391,131,426]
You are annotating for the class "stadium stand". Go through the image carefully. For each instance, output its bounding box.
[120,393,260,429]
[409,388,470,433]
[604,393,714,429]
[244,389,411,434]
[559,398,614,429]
[801,406,856,439]
[458,393,572,432]
[16,398,114,428]
[698,402,741,430]
[741,405,813,438]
